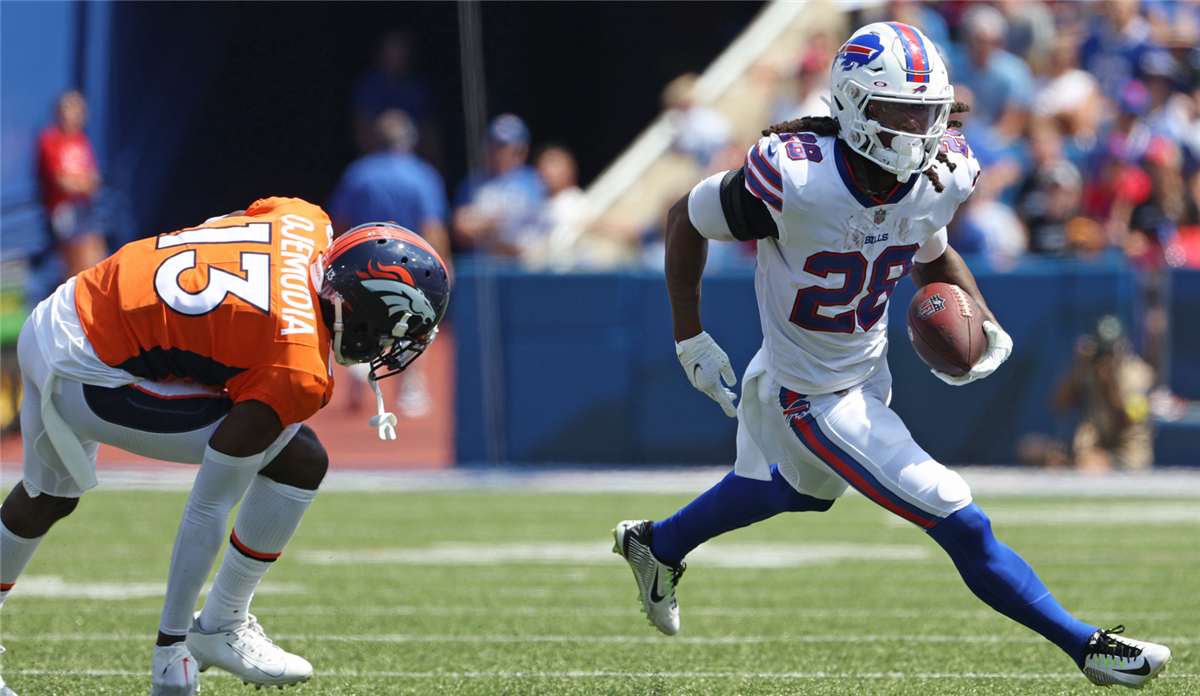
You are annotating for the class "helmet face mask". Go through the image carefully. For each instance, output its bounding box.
[866,99,948,136]
[830,22,954,183]
[316,223,449,381]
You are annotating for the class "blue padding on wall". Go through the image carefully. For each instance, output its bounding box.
[455,258,1196,466]
[1169,270,1200,400]
[1155,420,1200,466]
[0,2,77,207]
[886,257,1137,464]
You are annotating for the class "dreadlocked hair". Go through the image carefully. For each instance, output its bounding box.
[762,116,839,138]
[947,100,971,129]
[761,101,974,194]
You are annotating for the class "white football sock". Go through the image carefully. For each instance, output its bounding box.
[158,446,263,637]
[198,476,315,632]
[0,515,43,610]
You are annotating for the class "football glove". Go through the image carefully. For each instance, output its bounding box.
[676,331,738,417]
[933,321,1013,386]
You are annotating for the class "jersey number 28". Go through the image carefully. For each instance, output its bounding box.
[790,245,918,333]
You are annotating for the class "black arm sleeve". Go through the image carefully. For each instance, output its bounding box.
[718,168,779,241]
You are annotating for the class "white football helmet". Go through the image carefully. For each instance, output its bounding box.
[828,22,954,183]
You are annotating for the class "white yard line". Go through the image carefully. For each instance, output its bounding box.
[297,541,930,567]
[10,668,1199,680]
[4,465,1196,497]
[885,501,1200,526]
[6,575,306,600]
[18,606,1195,623]
[7,633,1196,645]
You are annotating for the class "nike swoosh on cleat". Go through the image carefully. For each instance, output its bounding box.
[1114,659,1153,676]
[649,576,667,603]
[228,640,287,678]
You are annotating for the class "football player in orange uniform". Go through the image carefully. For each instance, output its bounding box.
[0,198,449,696]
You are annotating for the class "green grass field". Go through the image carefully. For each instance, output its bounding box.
[1,487,1196,695]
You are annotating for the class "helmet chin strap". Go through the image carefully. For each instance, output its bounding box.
[367,373,398,441]
[329,294,397,439]
[365,313,413,442]
[330,295,356,367]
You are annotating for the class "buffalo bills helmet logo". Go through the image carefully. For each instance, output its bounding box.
[837,33,885,71]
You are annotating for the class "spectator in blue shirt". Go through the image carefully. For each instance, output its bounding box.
[327,109,450,419]
[352,29,443,171]
[1079,0,1156,99]
[952,4,1035,143]
[328,109,451,265]
[453,114,546,257]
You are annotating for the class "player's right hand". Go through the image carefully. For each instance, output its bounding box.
[932,321,1013,386]
[676,331,738,417]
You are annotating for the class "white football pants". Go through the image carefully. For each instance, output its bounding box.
[16,319,298,498]
[737,357,973,526]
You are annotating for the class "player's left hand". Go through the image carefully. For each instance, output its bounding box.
[932,321,1012,387]
[676,331,739,417]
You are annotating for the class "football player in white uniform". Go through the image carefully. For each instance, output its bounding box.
[613,22,1170,689]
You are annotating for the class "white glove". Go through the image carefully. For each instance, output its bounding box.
[676,331,738,417]
[933,321,1013,386]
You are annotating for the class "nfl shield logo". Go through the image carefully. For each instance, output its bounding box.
[917,294,946,320]
[874,209,887,225]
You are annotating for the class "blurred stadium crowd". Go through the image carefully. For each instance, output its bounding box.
[7,1,1200,469]
[324,2,1200,279]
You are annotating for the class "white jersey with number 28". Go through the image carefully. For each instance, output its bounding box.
[717,130,980,395]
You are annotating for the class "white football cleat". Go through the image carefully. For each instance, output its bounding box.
[185,614,312,690]
[0,645,18,696]
[150,643,200,696]
[1081,625,1171,689]
[613,520,685,636]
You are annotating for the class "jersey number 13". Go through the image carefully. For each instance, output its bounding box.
[153,222,273,316]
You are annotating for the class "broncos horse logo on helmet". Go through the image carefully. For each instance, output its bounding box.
[313,222,450,381]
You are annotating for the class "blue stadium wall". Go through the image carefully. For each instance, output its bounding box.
[455,260,1200,467]
[1,1,228,295]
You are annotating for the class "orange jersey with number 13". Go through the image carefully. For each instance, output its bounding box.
[74,197,335,426]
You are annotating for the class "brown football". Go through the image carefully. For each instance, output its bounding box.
[906,282,987,377]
